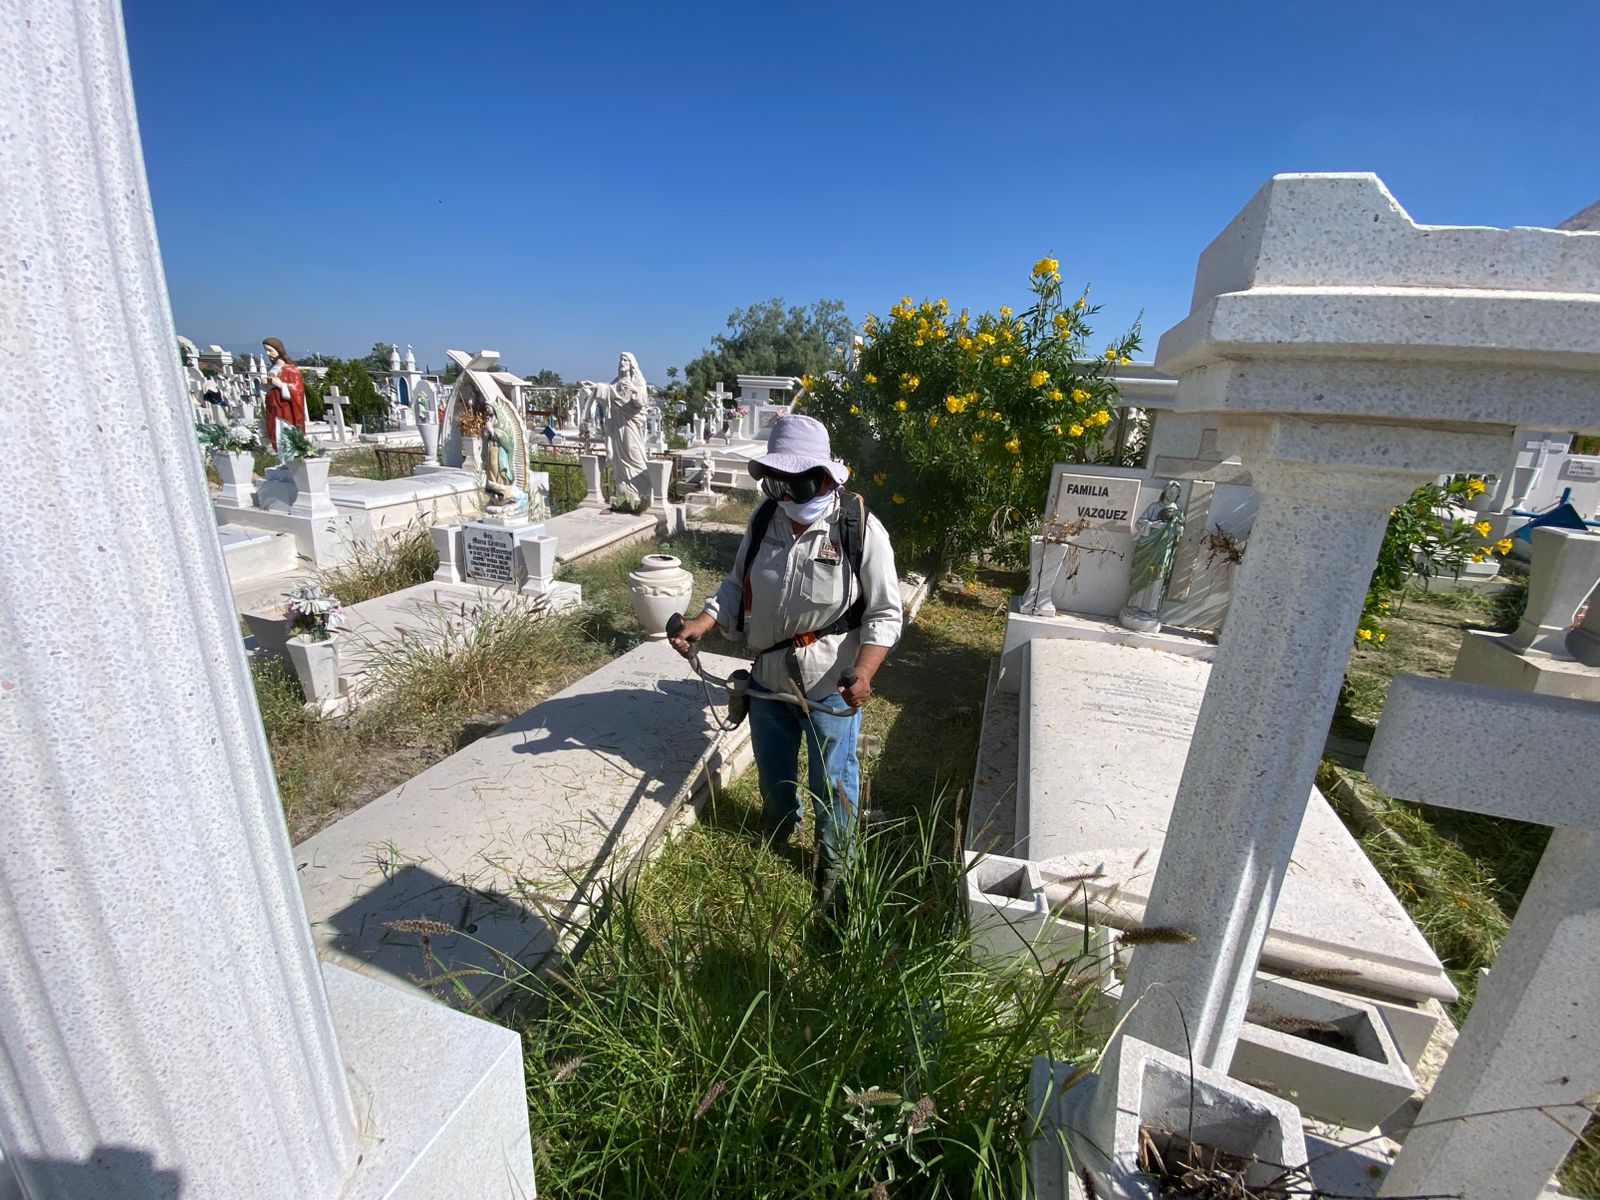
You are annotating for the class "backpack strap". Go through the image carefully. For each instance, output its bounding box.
[835,490,868,632]
[735,497,780,634]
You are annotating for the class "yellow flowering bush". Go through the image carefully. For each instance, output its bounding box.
[803,258,1140,570]
[1359,474,1499,645]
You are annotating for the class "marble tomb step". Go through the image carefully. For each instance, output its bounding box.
[294,640,754,1006]
[1016,636,1456,1005]
[219,523,299,582]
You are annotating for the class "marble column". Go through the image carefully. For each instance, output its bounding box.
[1109,417,1506,1072]
[0,2,356,1196]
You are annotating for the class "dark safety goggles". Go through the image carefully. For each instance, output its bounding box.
[757,467,828,504]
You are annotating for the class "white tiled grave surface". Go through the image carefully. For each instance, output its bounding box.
[294,640,752,1006]
[545,506,658,564]
[1019,638,1454,1004]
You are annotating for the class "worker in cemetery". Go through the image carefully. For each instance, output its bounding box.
[669,414,903,911]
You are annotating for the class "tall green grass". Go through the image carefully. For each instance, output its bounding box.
[518,792,1094,1198]
[315,522,439,606]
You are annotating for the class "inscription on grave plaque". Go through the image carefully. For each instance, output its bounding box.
[1047,471,1142,534]
[1562,456,1599,481]
[464,524,516,583]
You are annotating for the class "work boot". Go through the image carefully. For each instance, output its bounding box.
[812,857,847,929]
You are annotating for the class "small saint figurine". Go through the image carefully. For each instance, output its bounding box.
[261,337,306,449]
[1119,481,1186,632]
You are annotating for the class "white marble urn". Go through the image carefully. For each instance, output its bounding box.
[285,634,340,704]
[211,449,256,508]
[627,553,694,639]
[289,455,331,498]
[418,419,441,466]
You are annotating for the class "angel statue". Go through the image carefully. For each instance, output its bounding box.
[577,351,651,512]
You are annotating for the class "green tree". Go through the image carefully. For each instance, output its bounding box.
[363,341,396,372]
[527,368,564,387]
[303,357,391,431]
[684,298,853,399]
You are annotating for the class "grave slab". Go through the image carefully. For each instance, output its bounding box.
[331,579,582,704]
[545,506,658,564]
[295,640,753,1006]
[1021,638,1454,1004]
[997,602,1215,694]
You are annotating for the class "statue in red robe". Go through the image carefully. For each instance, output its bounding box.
[261,336,306,448]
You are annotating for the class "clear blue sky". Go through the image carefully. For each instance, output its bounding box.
[125,1,1600,382]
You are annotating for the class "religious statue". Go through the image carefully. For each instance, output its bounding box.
[1119,481,1186,632]
[478,401,528,519]
[261,337,306,450]
[578,351,651,512]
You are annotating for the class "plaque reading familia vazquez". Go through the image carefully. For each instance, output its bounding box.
[1046,472,1142,534]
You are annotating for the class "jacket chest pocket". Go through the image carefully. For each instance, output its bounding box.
[802,558,844,607]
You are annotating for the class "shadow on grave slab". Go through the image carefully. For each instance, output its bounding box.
[2,1145,184,1198]
[320,862,559,1009]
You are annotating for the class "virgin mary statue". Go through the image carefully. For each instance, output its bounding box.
[579,352,651,511]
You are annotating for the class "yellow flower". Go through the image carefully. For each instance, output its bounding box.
[1466,477,1486,497]
[895,399,907,411]
[913,338,924,347]
[999,305,1012,317]
[998,354,1012,366]
[944,395,964,414]
[873,471,887,486]
[891,493,906,504]
[1103,348,1117,361]
[1091,409,1112,426]
[1357,628,1374,641]
[1005,437,1021,454]
[863,372,877,384]
[936,297,948,311]
[1029,370,1050,388]
[902,374,920,391]
[1119,355,1132,365]
[1068,422,1084,437]
[1048,388,1064,402]
[1494,538,1513,554]
[1071,388,1091,403]
[1052,313,1069,331]
[1052,424,1062,436]
[978,331,997,346]
[1375,631,1387,643]
[928,412,939,426]
[1075,297,1086,309]
[1473,520,1492,537]
[800,374,814,389]
[955,335,972,351]
[971,432,985,445]
[1032,256,1059,276]
[848,404,859,414]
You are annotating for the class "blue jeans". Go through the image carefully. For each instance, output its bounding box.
[747,695,861,874]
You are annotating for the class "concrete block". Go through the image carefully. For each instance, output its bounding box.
[1235,976,1416,1130]
[1034,1037,1309,1198]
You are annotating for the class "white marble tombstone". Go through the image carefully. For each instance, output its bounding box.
[0,4,536,1196]
[1064,173,1600,1189]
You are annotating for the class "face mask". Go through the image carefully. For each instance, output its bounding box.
[779,493,834,524]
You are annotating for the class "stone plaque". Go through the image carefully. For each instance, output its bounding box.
[463,523,516,583]
[1562,455,1599,480]
[1046,471,1141,533]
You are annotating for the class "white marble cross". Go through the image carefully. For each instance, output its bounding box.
[324,385,348,442]
[1366,675,1600,1199]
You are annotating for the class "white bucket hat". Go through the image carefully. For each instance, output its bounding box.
[748,414,850,485]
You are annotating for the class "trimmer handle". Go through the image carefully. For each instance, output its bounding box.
[666,612,685,640]
[840,668,858,690]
